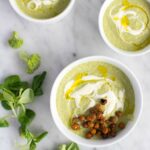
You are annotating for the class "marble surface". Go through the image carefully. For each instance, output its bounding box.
[0,0,150,150]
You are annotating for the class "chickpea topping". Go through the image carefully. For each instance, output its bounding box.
[86,114,96,122]
[85,132,93,139]
[71,123,80,130]
[72,117,79,123]
[109,116,118,123]
[115,111,123,117]
[90,129,97,135]
[82,122,88,128]
[100,99,107,105]
[97,112,103,120]
[78,115,85,122]
[102,127,109,135]
[94,123,100,129]
[87,121,94,128]
[95,103,101,111]
[118,122,125,129]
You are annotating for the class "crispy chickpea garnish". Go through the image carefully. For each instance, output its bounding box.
[90,129,97,135]
[97,112,103,120]
[85,132,93,139]
[118,122,125,129]
[87,121,94,128]
[82,122,88,128]
[78,115,85,122]
[109,116,118,124]
[71,123,80,130]
[101,127,109,135]
[94,122,100,129]
[115,111,123,117]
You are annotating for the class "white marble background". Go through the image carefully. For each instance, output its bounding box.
[0,0,150,150]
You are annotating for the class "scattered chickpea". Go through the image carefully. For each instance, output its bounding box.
[118,122,125,129]
[115,111,123,117]
[78,115,85,122]
[82,122,88,128]
[71,123,80,130]
[85,132,93,139]
[90,129,97,135]
[97,112,103,120]
[72,117,79,123]
[94,123,100,129]
[86,114,96,122]
[102,127,109,135]
[109,116,118,123]
[87,121,94,128]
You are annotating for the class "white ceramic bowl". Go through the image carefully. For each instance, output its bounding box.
[99,0,150,56]
[9,0,75,23]
[50,56,143,147]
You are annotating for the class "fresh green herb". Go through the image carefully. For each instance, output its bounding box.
[0,73,47,149]
[58,143,80,150]
[31,71,47,96]
[20,51,41,74]
[0,119,9,127]
[8,31,23,49]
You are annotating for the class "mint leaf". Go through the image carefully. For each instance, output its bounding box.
[0,119,9,127]
[1,101,11,110]
[2,89,15,102]
[34,131,48,143]
[67,143,80,150]
[19,89,34,104]
[30,140,36,150]
[31,71,46,96]
[18,109,36,128]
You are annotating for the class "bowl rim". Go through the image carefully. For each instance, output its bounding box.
[50,56,143,147]
[98,0,150,56]
[9,0,75,23]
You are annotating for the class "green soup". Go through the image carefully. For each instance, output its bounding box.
[56,61,135,137]
[16,0,70,19]
[103,0,150,51]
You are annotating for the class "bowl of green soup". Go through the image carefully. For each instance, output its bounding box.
[9,0,75,23]
[99,0,150,56]
[50,56,143,147]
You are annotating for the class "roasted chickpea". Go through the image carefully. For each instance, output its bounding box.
[78,115,85,122]
[87,121,94,128]
[90,129,97,135]
[82,122,88,128]
[118,122,125,129]
[94,123,100,129]
[97,112,103,120]
[109,116,118,123]
[71,123,80,130]
[85,132,93,139]
[86,114,96,122]
[72,117,79,123]
[101,127,109,135]
[95,103,101,111]
[115,111,123,117]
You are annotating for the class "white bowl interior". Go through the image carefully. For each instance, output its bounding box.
[50,56,143,147]
[99,0,150,56]
[9,0,75,23]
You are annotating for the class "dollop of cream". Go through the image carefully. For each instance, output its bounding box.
[64,75,125,118]
[109,1,148,36]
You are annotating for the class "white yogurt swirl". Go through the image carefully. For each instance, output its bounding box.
[64,75,125,118]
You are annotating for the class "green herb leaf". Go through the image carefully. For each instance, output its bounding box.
[8,31,23,49]
[1,101,11,110]
[31,71,47,96]
[4,75,21,86]
[0,119,9,127]
[58,144,67,150]
[30,140,36,150]
[19,89,34,104]
[18,109,36,128]
[34,131,48,143]
[67,143,80,150]
[20,51,41,74]
[2,88,15,102]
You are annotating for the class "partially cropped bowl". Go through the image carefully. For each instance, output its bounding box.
[50,56,143,147]
[99,0,150,56]
[9,0,75,23]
